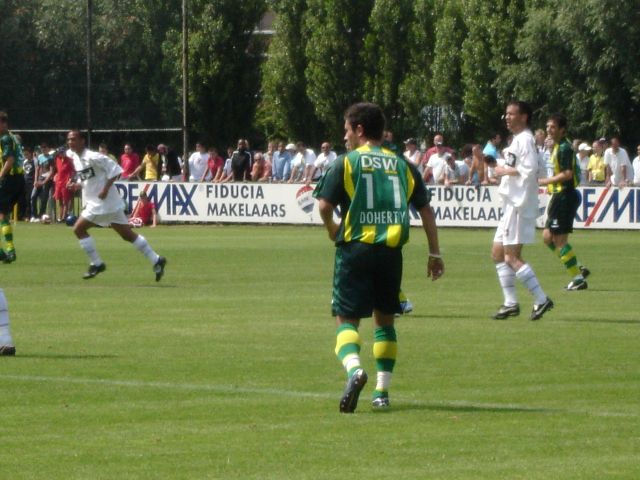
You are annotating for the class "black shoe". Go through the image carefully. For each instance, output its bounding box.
[83,263,106,279]
[3,250,16,264]
[492,304,520,320]
[0,345,16,356]
[339,368,368,413]
[530,297,554,321]
[579,266,590,279]
[566,278,588,291]
[154,256,166,282]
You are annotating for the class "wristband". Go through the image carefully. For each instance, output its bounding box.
[428,253,442,259]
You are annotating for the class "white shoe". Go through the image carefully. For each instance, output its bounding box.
[400,300,413,314]
[30,217,39,223]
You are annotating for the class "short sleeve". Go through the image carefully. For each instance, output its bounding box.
[407,161,430,209]
[313,155,345,206]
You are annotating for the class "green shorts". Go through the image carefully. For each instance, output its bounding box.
[331,241,403,318]
[545,189,580,234]
[0,175,25,215]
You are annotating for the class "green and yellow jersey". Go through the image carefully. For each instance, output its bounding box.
[314,144,430,248]
[0,132,24,175]
[547,137,578,193]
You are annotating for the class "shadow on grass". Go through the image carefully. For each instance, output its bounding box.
[13,353,117,360]
[556,318,640,325]
[404,314,477,320]
[389,402,556,414]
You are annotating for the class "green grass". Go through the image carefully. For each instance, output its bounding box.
[1,223,638,479]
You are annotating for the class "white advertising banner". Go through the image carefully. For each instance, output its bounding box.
[115,182,640,230]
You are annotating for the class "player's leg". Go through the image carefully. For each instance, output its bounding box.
[332,243,370,413]
[0,288,15,356]
[0,176,24,263]
[111,221,166,281]
[372,312,396,408]
[73,215,106,279]
[505,244,553,320]
[370,246,402,408]
[492,214,519,319]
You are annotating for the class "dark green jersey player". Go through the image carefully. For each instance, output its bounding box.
[314,102,443,413]
[539,113,590,290]
[0,111,25,263]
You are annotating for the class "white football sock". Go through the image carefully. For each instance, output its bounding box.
[0,288,13,345]
[79,236,103,266]
[132,235,160,264]
[496,262,518,306]
[376,371,392,392]
[515,264,547,305]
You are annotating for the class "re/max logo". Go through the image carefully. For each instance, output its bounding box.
[116,183,198,216]
[579,188,640,224]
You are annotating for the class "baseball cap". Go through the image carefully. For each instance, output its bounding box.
[285,143,295,150]
[578,143,591,152]
[404,138,417,145]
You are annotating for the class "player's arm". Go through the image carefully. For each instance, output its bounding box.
[151,205,158,227]
[318,198,339,241]
[0,154,14,180]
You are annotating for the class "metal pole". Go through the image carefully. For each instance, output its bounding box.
[86,0,93,147]
[182,0,189,180]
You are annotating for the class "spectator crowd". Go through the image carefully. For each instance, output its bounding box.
[13,131,640,225]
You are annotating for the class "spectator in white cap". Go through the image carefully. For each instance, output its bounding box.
[577,142,591,185]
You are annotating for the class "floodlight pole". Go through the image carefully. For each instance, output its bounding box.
[182,0,189,180]
[86,0,93,147]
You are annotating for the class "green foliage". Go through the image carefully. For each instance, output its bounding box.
[362,0,413,135]
[304,0,374,143]
[397,0,437,141]
[163,0,267,150]
[257,0,323,144]
[2,1,640,150]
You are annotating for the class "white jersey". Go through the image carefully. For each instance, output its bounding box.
[67,148,124,215]
[498,129,539,218]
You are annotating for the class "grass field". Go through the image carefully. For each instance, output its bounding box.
[1,223,638,479]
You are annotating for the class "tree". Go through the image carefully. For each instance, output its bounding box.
[397,0,437,141]
[257,0,323,144]
[163,0,267,150]
[362,0,413,136]
[304,0,374,143]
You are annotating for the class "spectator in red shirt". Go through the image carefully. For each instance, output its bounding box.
[203,147,225,181]
[120,144,140,180]
[128,191,157,228]
[53,148,75,222]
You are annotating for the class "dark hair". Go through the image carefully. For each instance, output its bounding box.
[483,154,497,166]
[507,100,533,126]
[99,142,108,149]
[547,113,567,130]
[344,102,386,141]
[460,143,473,158]
[68,129,86,140]
[0,111,8,122]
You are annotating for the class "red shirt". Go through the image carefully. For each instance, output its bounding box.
[120,152,140,179]
[136,200,155,225]
[207,155,225,178]
[54,155,75,185]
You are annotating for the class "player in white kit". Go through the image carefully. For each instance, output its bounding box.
[66,130,166,281]
[491,102,553,321]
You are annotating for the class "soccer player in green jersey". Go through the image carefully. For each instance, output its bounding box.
[314,102,444,413]
[539,113,590,290]
[0,111,25,263]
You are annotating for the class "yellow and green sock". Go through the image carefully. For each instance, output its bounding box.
[373,326,397,399]
[335,323,362,378]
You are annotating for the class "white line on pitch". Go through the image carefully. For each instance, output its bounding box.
[2,374,636,418]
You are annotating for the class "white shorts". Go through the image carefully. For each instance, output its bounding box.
[493,203,536,245]
[81,209,129,227]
